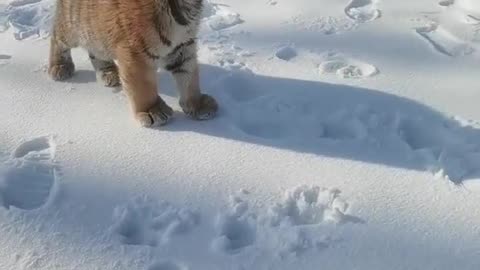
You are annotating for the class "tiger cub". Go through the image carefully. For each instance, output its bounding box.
[48,0,218,127]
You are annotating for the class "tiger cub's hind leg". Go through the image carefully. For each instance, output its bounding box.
[48,37,75,81]
[89,53,121,87]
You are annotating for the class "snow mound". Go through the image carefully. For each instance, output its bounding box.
[275,46,298,61]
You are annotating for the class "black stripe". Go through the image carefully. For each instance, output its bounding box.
[144,49,160,60]
[168,38,195,56]
[153,9,172,46]
[168,0,190,26]
[139,38,160,60]
[165,55,193,72]
[183,0,203,20]
[172,68,188,74]
[158,33,172,47]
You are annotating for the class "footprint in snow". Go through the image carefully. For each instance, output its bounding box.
[317,109,370,141]
[215,69,260,103]
[0,54,11,66]
[267,0,278,6]
[439,0,455,7]
[220,73,372,142]
[416,24,475,57]
[211,193,256,254]
[440,0,480,25]
[203,1,243,31]
[111,197,199,247]
[428,0,480,48]
[266,185,362,227]
[212,187,361,257]
[148,260,188,270]
[263,185,362,257]
[1,136,58,210]
[318,57,379,79]
[397,116,480,182]
[230,94,313,140]
[345,0,381,23]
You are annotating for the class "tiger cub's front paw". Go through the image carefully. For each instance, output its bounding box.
[180,94,218,120]
[135,98,174,127]
[98,69,121,87]
[48,62,75,81]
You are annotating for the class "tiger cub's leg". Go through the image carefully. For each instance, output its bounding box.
[48,37,75,81]
[166,43,218,120]
[89,53,121,87]
[116,48,173,127]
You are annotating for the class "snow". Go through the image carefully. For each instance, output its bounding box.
[1,0,480,269]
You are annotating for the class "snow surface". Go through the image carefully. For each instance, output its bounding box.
[1,0,480,269]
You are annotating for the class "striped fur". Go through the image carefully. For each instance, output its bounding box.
[48,0,218,127]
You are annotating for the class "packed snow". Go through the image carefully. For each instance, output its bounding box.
[1,0,480,269]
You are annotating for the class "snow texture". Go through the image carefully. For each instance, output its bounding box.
[1,0,480,269]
